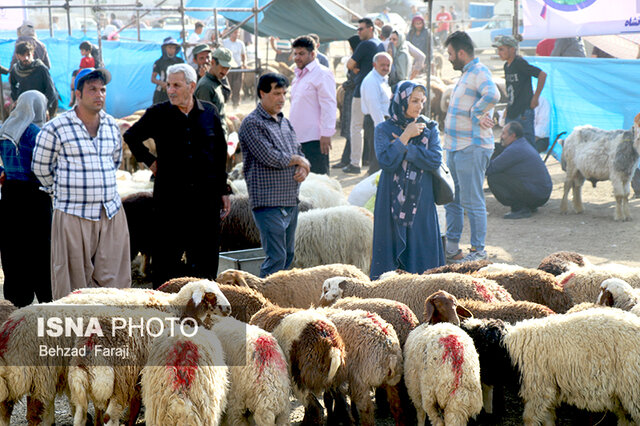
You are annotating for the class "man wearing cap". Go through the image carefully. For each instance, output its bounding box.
[151,37,184,105]
[9,41,58,117]
[289,35,336,175]
[124,64,230,288]
[32,67,132,299]
[191,43,211,81]
[195,47,234,137]
[494,35,547,147]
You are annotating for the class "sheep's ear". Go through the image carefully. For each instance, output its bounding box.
[456,305,473,319]
[233,271,248,287]
[597,289,615,307]
[191,289,204,307]
[338,279,348,290]
[204,292,218,306]
[424,299,436,324]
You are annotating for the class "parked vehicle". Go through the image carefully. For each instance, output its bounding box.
[467,18,540,55]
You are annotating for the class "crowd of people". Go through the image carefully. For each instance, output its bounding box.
[0,8,604,308]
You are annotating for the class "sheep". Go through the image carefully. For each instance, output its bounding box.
[158,277,270,324]
[209,315,290,426]
[476,263,526,274]
[557,264,640,305]
[67,307,172,426]
[320,273,513,325]
[0,301,16,327]
[560,113,640,221]
[404,322,483,426]
[141,325,229,426]
[596,277,640,311]
[318,308,403,426]
[457,299,555,324]
[321,296,418,347]
[504,308,640,424]
[122,191,153,275]
[423,260,493,275]
[217,264,369,309]
[537,251,588,276]
[293,206,373,273]
[249,305,345,424]
[472,269,574,313]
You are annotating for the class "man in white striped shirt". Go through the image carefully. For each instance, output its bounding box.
[32,68,131,299]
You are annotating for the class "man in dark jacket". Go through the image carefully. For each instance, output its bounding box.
[151,37,184,105]
[194,47,234,138]
[124,63,230,288]
[486,121,552,219]
[9,42,57,117]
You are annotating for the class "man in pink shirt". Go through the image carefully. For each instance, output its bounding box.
[289,35,337,175]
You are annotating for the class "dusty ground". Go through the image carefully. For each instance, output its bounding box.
[2,46,638,425]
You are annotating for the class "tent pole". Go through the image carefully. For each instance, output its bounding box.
[136,7,141,41]
[323,0,361,19]
[48,0,54,37]
[254,0,259,105]
[513,0,519,38]
[426,0,433,118]
[214,8,219,45]
[65,0,71,36]
[180,0,187,56]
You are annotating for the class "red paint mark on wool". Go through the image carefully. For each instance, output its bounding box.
[71,289,83,295]
[440,334,464,396]
[366,312,390,335]
[558,272,575,288]
[255,335,287,379]
[397,303,414,324]
[166,341,200,392]
[473,280,496,302]
[0,317,24,357]
[314,320,340,346]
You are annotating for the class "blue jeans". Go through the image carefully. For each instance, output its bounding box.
[252,205,298,278]
[506,108,535,147]
[445,145,493,251]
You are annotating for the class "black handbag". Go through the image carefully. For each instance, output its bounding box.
[431,163,455,205]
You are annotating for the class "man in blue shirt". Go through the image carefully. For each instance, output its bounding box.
[486,121,552,219]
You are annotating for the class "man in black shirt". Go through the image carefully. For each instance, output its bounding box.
[493,35,547,147]
[9,42,57,117]
[124,63,230,288]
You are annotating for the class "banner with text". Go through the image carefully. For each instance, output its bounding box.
[523,0,640,39]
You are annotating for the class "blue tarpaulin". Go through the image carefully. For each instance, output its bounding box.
[1,32,183,118]
[526,56,640,161]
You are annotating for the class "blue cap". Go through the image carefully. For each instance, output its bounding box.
[74,68,111,91]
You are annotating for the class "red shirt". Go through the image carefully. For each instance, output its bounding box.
[436,12,452,32]
[80,56,95,69]
[536,39,556,57]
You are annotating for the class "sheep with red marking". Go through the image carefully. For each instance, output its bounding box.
[558,264,640,305]
[560,113,640,221]
[404,321,483,426]
[249,306,345,424]
[209,315,290,426]
[217,264,369,309]
[141,325,229,426]
[319,273,513,325]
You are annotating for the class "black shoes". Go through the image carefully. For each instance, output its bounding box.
[332,161,349,169]
[504,208,532,219]
[342,164,361,174]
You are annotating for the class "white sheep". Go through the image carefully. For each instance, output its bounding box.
[209,316,290,425]
[320,274,513,324]
[404,322,483,426]
[558,264,640,305]
[596,277,640,311]
[504,308,640,424]
[217,264,369,309]
[293,206,374,273]
[560,113,640,221]
[141,324,229,426]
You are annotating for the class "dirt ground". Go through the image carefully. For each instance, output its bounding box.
[2,45,639,426]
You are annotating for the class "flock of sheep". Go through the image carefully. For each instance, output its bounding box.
[3,252,640,424]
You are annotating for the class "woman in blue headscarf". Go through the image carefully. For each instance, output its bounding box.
[370,80,445,279]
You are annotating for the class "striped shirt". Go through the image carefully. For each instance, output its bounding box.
[238,103,303,209]
[32,108,122,221]
[444,58,500,151]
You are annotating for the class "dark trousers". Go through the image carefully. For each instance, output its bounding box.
[151,199,221,289]
[487,172,548,211]
[0,180,52,306]
[227,68,243,107]
[252,205,298,278]
[301,140,329,175]
[363,114,379,174]
[340,138,351,164]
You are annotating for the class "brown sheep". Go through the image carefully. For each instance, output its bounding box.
[537,251,588,276]
[423,259,493,275]
[458,299,555,324]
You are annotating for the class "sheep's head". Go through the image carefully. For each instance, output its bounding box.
[216,269,250,287]
[178,280,232,326]
[596,278,633,307]
[319,277,348,306]
[423,290,472,326]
